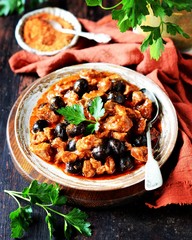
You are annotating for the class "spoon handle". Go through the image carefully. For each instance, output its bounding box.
[145,126,163,191]
[61,30,111,43]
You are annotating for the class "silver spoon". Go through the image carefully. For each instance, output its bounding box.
[48,20,112,44]
[140,88,163,191]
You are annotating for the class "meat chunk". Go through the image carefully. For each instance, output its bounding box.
[63,90,79,105]
[51,137,67,151]
[97,77,112,92]
[55,150,78,164]
[134,118,147,135]
[82,90,104,100]
[30,131,48,145]
[103,115,133,132]
[111,132,127,141]
[30,142,53,162]
[82,160,96,178]
[76,134,102,152]
[44,127,55,141]
[132,91,145,106]
[104,156,116,174]
[137,98,153,119]
[32,103,61,123]
[130,146,148,162]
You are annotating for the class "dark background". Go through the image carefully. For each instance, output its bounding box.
[0,1,192,239]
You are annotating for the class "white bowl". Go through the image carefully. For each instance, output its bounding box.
[15,7,81,56]
[7,63,178,207]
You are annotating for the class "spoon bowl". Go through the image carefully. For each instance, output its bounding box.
[141,88,163,191]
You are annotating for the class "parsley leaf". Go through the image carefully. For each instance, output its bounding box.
[0,0,48,16]
[85,0,102,7]
[57,96,105,135]
[57,104,86,125]
[64,208,92,237]
[22,180,67,205]
[45,213,55,240]
[4,180,92,240]
[166,22,190,38]
[85,122,100,135]
[141,25,164,60]
[88,96,105,121]
[9,206,32,238]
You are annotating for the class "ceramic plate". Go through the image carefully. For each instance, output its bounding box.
[13,63,178,192]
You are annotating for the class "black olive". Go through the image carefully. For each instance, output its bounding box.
[92,144,109,161]
[111,80,126,93]
[131,135,147,147]
[119,153,134,172]
[108,138,126,155]
[66,160,83,174]
[32,119,48,133]
[107,91,125,104]
[66,122,86,137]
[73,78,89,97]
[50,96,65,113]
[55,123,68,141]
[67,139,77,151]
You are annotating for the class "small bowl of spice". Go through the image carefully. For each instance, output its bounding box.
[15,7,81,56]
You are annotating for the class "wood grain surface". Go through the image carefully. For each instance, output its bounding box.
[1,1,192,240]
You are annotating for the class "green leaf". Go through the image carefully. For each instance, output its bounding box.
[140,25,164,60]
[85,0,102,7]
[140,32,153,52]
[0,0,17,16]
[22,180,62,205]
[164,0,192,11]
[112,0,148,32]
[45,213,55,240]
[88,96,105,121]
[85,122,100,135]
[64,220,73,240]
[166,22,190,39]
[150,2,166,18]
[150,38,164,60]
[112,9,131,32]
[9,206,33,238]
[64,208,92,237]
[57,104,86,125]
[0,0,48,16]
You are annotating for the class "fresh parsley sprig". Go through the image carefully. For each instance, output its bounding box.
[57,96,105,135]
[0,0,48,16]
[85,0,192,60]
[4,180,92,240]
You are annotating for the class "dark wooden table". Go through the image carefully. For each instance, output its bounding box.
[1,1,192,240]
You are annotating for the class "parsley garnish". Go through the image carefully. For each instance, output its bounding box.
[0,0,48,16]
[85,0,191,60]
[4,180,92,240]
[57,96,105,134]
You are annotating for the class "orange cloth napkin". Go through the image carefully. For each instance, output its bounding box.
[9,15,192,208]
